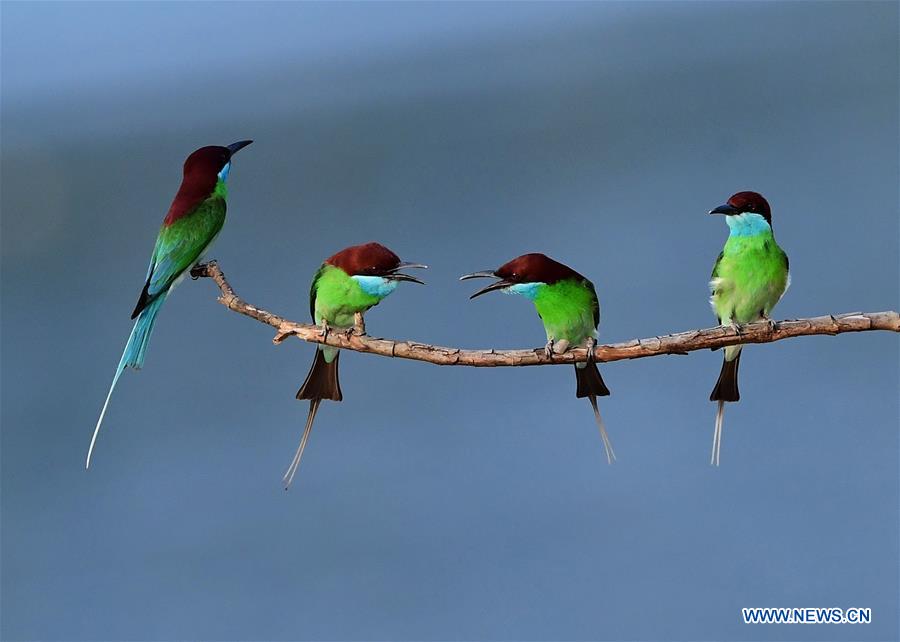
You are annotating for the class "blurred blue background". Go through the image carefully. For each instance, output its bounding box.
[2,2,898,640]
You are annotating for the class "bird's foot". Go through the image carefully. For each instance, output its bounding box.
[545,338,572,358]
[190,262,212,280]
[729,321,743,338]
[760,315,777,333]
[585,337,597,364]
[319,320,331,340]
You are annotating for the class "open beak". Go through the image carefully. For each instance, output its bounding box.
[387,261,427,285]
[226,140,254,156]
[709,203,739,216]
[459,270,510,299]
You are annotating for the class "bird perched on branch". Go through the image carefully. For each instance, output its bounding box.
[708,191,790,465]
[87,140,253,468]
[461,253,615,463]
[285,242,427,489]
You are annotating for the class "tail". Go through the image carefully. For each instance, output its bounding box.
[711,400,725,466]
[283,350,341,489]
[296,349,342,402]
[710,349,741,402]
[709,349,740,466]
[587,394,616,464]
[574,364,614,463]
[575,362,610,398]
[282,399,321,489]
[86,295,166,469]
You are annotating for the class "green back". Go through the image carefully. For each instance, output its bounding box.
[145,190,226,301]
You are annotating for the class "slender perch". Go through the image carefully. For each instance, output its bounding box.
[191,262,899,366]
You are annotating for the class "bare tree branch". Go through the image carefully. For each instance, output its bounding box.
[192,261,899,367]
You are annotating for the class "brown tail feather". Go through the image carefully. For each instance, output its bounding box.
[575,363,610,398]
[710,352,741,402]
[296,350,343,401]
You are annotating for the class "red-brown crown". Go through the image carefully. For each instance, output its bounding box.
[325,242,404,276]
[183,145,232,178]
[162,142,251,226]
[495,253,584,285]
[726,191,772,224]
[163,147,230,225]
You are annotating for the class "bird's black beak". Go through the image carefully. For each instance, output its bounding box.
[396,261,428,271]
[387,261,427,285]
[226,140,253,157]
[459,270,510,299]
[709,203,739,216]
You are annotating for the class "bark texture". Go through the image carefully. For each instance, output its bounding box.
[192,262,899,367]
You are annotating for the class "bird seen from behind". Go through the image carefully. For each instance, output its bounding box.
[87,140,253,468]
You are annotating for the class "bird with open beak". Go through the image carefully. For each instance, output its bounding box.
[285,242,427,489]
[461,253,615,463]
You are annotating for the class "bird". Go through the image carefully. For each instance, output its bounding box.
[460,253,615,463]
[708,191,790,465]
[87,140,253,468]
[284,242,427,489]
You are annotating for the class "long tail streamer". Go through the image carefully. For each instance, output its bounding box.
[86,295,166,469]
[588,395,616,464]
[282,399,321,490]
[711,400,725,466]
[86,338,132,469]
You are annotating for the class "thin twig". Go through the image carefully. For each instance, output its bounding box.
[192,261,899,367]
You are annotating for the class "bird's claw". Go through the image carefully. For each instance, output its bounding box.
[543,338,572,359]
[319,321,331,340]
[585,337,597,364]
[190,262,211,280]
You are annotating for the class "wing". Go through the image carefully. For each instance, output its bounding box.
[583,278,600,329]
[309,264,326,322]
[709,250,726,293]
[131,196,226,318]
[710,250,724,281]
[777,245,791,300]
[709,251,727,324]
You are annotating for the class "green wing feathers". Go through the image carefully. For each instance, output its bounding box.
[309,265,326,321]
[132,196,226,318]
